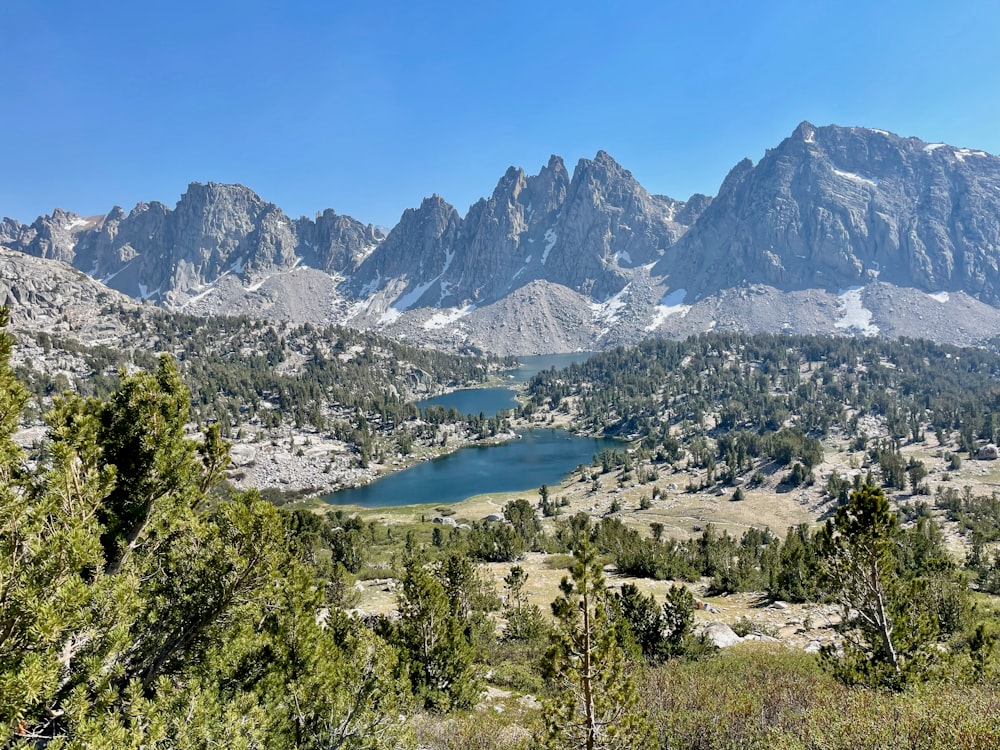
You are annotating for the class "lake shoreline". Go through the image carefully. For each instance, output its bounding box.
[222,353,599,503]
[324,424,622,509]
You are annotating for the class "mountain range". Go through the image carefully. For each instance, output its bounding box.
[4,122,1000,355]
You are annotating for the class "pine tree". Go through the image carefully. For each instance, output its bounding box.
[0,307,26,482]
[541,535,651,750]
[502,565,547,642]
[254,564,413,750]
[818,484,940,688]
[395,559,479,711]
[0,338,413,746]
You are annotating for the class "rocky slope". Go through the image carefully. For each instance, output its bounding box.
[1,184,384,306]
[656,122,1000,301]
[0,246,140,340]
[4,122,1000,354]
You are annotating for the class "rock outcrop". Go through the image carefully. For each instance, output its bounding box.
[0,246,139,338]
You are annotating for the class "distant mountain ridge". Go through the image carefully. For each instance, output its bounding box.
[4,122,1000,354]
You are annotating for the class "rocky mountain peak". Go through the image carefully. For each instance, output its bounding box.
[661,123,1000,302]
[0,217,23,246]
[419,194,453,212]
[791,120,817,141]
[178,180,265,206]
[346,193,461,304]
[106,205,127,223]
[572,150,634,188]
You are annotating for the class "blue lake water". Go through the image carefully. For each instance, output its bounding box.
[415,388,518,416]
[506,352,596,383]
[414,352,596,418]
[325,429,620,508]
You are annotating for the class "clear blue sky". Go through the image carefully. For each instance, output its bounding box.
[2,0,999,228]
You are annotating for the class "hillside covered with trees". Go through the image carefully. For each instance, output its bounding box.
[12,308,515,493]
[5,311,1000,748]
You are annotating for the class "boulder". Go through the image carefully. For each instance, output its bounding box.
[696,621,741,648]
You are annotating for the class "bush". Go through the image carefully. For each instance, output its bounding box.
[638,646,1000,750]
[784,462,814,487]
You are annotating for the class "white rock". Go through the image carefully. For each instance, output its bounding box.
[696,621,741,648]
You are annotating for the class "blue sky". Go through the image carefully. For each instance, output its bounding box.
[2,0,999,227]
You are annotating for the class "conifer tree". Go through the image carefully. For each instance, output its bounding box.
[818,483,940,688]
[541,535,651,750]
[395,559,479,711]
[0,328,413,746]
[502,565,547,642]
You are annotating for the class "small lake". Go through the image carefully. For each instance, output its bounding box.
[415,388,518,416]
[414,352,596,418]
[506,352,596,383]
[325,429,620,508]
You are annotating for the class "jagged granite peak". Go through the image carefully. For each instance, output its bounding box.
[347,194,461,306]
[297,209,384,274]
[0,217,23,247]
[442,156,571,304]
[343,150,696,310]
[155,181,279,297]
[1,208,104,266]
[90,202,170,285]
[658,122,1000,302]
[2,183,380,304]
[543,151,695,300]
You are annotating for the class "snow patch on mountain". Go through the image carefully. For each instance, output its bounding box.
[590,285,631,336]
[955,148,988,162]
[185,286,218,306]
[137,283,161,301]
[542,229,557,264]
[378,308,401,325]
[832,168,878,187]
[646,288,691,331]
[591,287,628,321]
[927,291,950,303]
[392,279,436,311]
[835,287,879,335]
[423,304,475,330]
[101,261,134,285]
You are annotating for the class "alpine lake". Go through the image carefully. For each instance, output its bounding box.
[324,353,621,508]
